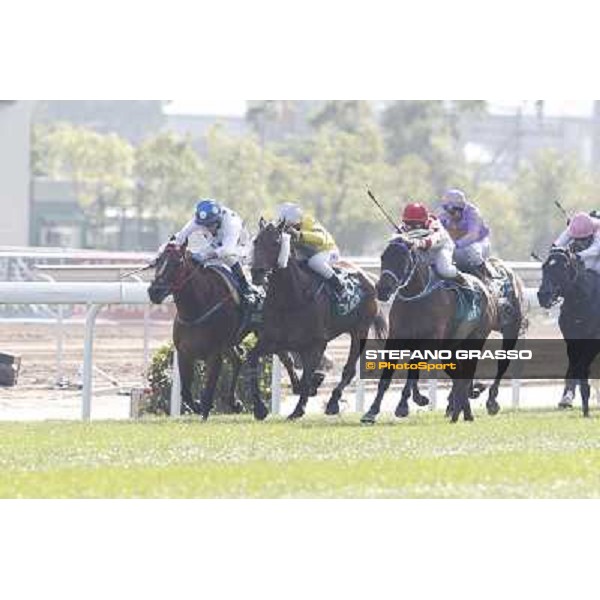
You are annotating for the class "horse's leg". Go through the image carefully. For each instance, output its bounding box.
[449,377,474,423]
[574,346,597,418]
[447,355,478,423]
[396,370,418,418]
[178,352,201,415]
[199,353,223,421]
[581,376,591,418]
[325,333,363,416]
[560,341,578,409]
[411,373,430,407]
[222,349,244,414]
[487,326,519,416]
[245,343,269,421]
[279,352,301,395]
[361,363,394,424]
[279,352,323,397]
[288,345,326,420]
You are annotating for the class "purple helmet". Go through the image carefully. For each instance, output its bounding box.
[442,189,467,210]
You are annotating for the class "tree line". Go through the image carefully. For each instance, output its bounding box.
[32,101,600,258]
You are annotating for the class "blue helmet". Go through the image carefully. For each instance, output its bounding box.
[195,199,222,226]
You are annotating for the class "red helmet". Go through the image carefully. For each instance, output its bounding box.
[402,203,429,224]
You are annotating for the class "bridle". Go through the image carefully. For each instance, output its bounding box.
[381,240,455,302]
[380,240,415,287]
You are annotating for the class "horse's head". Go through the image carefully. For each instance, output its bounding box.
[147,243,186,304]
[376,238,414,302]
[537,247,580,308]
[251,217,288,286]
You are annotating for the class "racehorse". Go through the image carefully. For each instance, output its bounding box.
[538,246,600,417]
[360,236,496,424]
[381,254,527,418]
[147,242,306,420]
[464,257,528,411]
[248,219,387,420]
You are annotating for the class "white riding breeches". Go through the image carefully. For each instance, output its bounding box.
[454,238,490,270]
[433,245,459,279]
[580,252,600,275]
[307,248,340,279]
[218,246,247,268]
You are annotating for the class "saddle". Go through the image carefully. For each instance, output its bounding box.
[204,263,265,337]
[437,274,483,323]
[299,262,365,316]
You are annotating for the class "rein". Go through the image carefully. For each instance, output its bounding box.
[544,251,581,305]
[175,298,229,326]
[384,245,443,302]
[171,257,236,326]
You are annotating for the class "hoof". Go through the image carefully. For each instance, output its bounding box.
[486,401,500,416]
[464,413,475,422]
[445,404,453,418]
[287,407,305,421]
[583,411,590,418]
[395,404,409,418]
[558,400,573,410]
[253,402,269,421]
[231,401,244,414]
[325,400,340,416]
[360,412,376,425]
[471,382,487,399]
[188,400,203,416]
[308,372,325,396]
[413,394,429,407]
[199,400,213,421]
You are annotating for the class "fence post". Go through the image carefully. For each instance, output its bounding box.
[355,374,365,413]
[428,376,438,411]
[271,355,282,416]
[82,303,103,421]
[170,349,181,417]
[512,379,521,410]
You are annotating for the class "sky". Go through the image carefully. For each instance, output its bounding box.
[166,100,595,117]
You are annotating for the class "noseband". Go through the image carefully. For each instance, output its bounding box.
[381,242,417,288]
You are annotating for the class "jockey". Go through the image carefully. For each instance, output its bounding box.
[439,189,493,278]
[401,202,467,285]
[554,212,600,274]
[277,202,345,296]
[170,199,256,303]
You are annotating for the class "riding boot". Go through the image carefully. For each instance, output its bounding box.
[231,262,255,302]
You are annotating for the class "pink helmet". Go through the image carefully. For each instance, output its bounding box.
[568,212,596,239]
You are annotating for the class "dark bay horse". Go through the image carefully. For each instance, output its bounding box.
[147,243,303,420]
[475,258,528,409]
[408,257,528,415]
[361,237,496,424]
[249,220,387,420]
[538,247,600,417]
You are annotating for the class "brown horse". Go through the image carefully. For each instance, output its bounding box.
[361,237,496,424]
[249,219,387,420]
[147,243,304,420]
[404,257,528,416]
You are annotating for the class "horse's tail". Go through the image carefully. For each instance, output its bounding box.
[492,258,529,335]
[372,305,388,340]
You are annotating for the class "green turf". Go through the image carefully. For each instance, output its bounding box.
[0,410,599,498]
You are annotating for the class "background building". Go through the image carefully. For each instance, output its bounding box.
[0,101,34,246]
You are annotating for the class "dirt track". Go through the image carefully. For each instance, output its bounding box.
[0,312,567,420]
